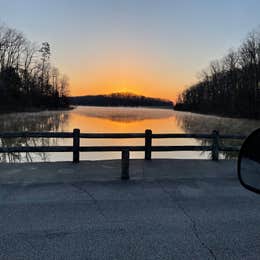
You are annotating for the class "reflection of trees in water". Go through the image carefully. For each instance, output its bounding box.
[174,111,260,159]
[76,106,174,123]
[0,111,69,162]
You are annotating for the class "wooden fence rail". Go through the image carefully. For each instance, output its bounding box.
[0,129,246,180]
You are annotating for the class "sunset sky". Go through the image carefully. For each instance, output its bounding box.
[0,0,259,101]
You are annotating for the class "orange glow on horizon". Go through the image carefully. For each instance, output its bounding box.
[69,80,187,103]
[68,70,190,102]
[63,50,195,102]
[70,87,177,102]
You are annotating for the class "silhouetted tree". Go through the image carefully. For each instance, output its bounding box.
[175,29,260,119]
[69,92,174,108]
[0,24,70,113]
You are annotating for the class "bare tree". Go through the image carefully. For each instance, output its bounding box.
[0,24,70,112]
[175,28,260,118]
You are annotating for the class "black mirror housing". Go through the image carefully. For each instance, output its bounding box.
[238,128,260,194]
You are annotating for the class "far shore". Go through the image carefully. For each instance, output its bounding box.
[73,104,174,110]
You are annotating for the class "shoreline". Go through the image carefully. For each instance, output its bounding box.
[0,105,174,115]
[72,104,174,110]
[0,106,74,115]
[174,108,260,121]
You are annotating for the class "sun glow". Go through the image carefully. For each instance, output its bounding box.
[68,66,189,102]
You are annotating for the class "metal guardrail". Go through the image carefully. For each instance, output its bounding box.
[0,129,246,179]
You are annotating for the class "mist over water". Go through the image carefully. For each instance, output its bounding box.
[0,106,259,162]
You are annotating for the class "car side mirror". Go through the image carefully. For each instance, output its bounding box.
[238,128,260,194]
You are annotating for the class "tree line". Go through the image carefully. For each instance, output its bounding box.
[0,24,70,112]
[69,92,174,108]
[175,29,260,119]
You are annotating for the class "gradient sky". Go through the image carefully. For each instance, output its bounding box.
[0,0,259,101]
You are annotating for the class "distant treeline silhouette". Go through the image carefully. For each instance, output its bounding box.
[175,29,260,119]
[0,24,69,113]
[69,93,174,108]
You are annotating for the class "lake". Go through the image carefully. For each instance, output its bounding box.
[0,106,259,162]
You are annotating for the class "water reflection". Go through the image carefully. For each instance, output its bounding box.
[174,111,259,158]
[0,111,69,162]
[0,106,259,162]
[75,106,174,123]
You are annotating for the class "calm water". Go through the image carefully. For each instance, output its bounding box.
[0,106,259,162]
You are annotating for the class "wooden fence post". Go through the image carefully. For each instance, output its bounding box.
[73,128,80,163]
[212,130,219,161]
[145,129,152,160]
[121,149,130,180]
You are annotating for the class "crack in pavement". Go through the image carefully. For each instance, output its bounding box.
[156,180,217,260]
[70,183,107,220]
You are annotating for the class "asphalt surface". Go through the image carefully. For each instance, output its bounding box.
[0,159,260,259]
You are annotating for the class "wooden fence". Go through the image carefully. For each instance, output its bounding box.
[0,129,246,180]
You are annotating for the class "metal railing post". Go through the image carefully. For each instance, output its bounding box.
[73,128,80,163]
[145,129,152,160]
[212,130,219,161]
[121,149,130,180]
